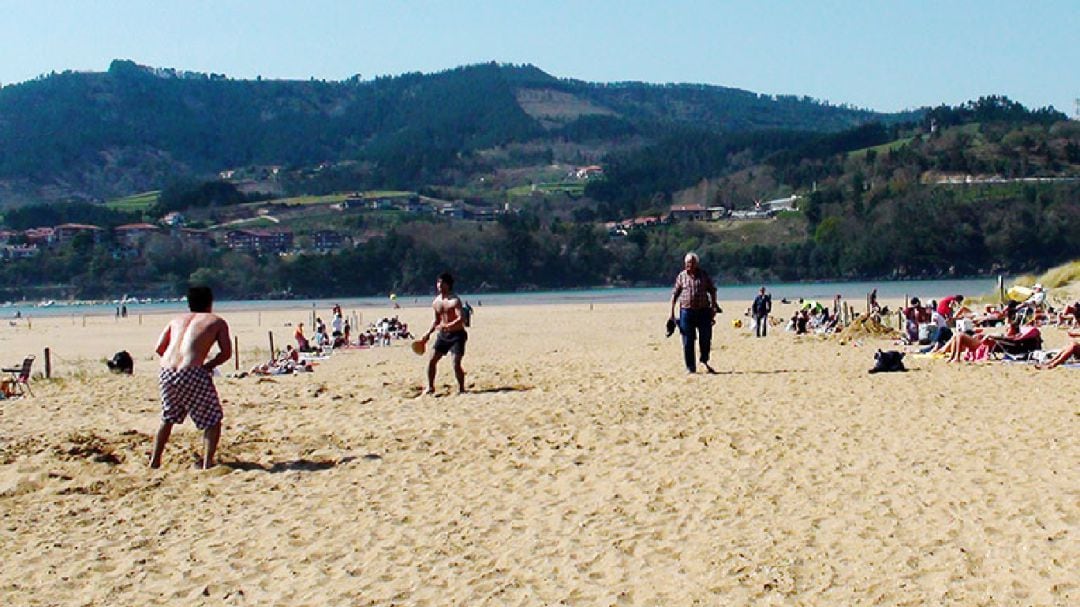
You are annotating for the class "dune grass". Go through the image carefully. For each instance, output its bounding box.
[968,260,1079,304]
[1036,261,1080,289]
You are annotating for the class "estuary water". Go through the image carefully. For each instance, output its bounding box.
[8,277,1004,319]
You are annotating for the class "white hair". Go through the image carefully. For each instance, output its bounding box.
[684,252,699,263]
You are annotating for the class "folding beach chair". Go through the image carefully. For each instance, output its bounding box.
[2,355,34,397]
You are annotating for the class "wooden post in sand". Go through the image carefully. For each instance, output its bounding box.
[82,315,86,327]
[257,312,262,327]
[234,336,240,371]
[268,331,275,359]
[44,347,51,379]
[138,314,142,325]
[998,275,1005,304]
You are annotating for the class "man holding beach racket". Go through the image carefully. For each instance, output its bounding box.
[416,272,468,395]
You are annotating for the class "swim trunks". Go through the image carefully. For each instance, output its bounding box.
[432,330,468,356]
[159,367,223,429]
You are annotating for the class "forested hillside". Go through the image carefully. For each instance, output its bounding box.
[0,61,1075,301]
[0,60,905,202]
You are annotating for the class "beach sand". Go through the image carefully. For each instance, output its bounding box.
[1,299,1077,605]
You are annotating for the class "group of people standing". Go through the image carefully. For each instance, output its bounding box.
[148,274,471,469]
[146,256,1077,470]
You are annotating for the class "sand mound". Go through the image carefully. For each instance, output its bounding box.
[838,314,899,340]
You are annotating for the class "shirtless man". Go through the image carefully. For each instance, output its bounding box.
[419,272,467,395]
[149,286,232,469]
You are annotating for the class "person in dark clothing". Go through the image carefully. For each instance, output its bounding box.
[751,286,772,338]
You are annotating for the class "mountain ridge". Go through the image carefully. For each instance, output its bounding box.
[0,60,915,204]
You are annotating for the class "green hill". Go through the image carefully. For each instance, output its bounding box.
[0,60,911,203]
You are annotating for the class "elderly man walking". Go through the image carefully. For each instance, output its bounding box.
[669,252,722,373]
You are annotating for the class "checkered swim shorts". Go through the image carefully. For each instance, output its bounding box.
[159,367,223,430]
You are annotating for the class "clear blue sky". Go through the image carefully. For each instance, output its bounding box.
[1,1,1076,114]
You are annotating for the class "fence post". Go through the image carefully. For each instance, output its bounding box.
[234,336,240,371]
[268,331,275,360]
[44,347,51,379]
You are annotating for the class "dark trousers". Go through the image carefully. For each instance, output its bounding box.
[678,308,713,372]
[754,314,768,337]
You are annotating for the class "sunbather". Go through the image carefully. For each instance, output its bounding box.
[1036,330,1080,369]
[1055,302,1079,327]
[943,332,992,363]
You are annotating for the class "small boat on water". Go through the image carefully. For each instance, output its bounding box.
[37,300,55,307]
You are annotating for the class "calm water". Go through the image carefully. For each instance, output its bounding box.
[8,277,1004,319]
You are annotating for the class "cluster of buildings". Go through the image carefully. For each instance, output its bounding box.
[336,193,508,222]
[605,196,799,237]
[0,222,346,261]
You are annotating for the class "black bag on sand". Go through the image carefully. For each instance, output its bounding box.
[869,350,906,374]
[106,350,134,374]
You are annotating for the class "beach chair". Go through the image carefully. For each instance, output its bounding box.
[989,327,1043,360]
[2,355,34,397]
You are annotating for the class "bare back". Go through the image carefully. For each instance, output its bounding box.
[156,312,231,369]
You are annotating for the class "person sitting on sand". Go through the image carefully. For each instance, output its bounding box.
[313,327,328,350]
[921,307,953,354]
[1036,329,1080,369]
[903,297,922,343]
[1053,302,1078,327]
[795,309,810,335]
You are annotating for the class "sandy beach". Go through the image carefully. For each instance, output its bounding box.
[1,297,1077,605]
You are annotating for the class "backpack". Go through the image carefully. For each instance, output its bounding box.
[869,350,906,374]
[462,302,473,328]
[106,350,134,374]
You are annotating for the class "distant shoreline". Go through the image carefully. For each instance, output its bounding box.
[4,276,1007,319]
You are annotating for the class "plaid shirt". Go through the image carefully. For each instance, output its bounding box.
[673,269,716,310]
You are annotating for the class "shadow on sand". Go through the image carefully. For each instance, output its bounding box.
[709,369,813,376]
[467,384,533,394]
[221,454,377,473]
